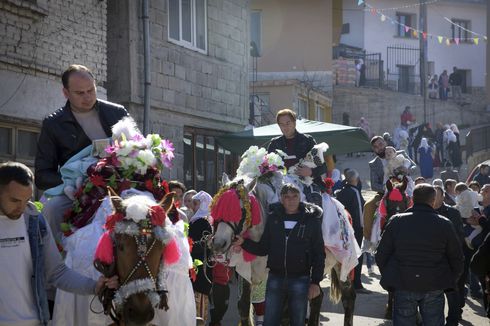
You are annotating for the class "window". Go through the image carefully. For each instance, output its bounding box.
[250,11,262,57]
[341,23,350,34]
[168,0,207,53]
[297,98,308,119]
[396,13,417,38]
[316,104,325,122]
[183,127,238,194]
[451,19,471,43]
[0,123,39,165]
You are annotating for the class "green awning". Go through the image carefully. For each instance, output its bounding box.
[216,119,371,155]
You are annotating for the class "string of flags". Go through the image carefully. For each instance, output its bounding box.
[360,0,440,12]
[357,0,488,46]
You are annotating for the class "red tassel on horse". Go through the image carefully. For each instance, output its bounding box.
[94,231,114,265]
[162,238,181,265]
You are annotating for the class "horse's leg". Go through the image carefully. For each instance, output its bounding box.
[384,291,394,319]
[237,277,252,326]
[307,289,324,326]
[341,281,356,326]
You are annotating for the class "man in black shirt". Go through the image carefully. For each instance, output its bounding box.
[449,66,463,104]
[234,183,325,326]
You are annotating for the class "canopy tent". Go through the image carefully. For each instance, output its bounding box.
[216,119,371,155]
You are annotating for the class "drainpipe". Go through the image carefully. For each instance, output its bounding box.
[142,0,151,134]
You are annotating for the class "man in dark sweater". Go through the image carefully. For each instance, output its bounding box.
[268,108,326,206]
[376,184,464,325]
[234,183,325,326]
[433,185,465,325]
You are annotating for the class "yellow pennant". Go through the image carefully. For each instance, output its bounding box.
[438,36,443,43]
[474,38,479,45]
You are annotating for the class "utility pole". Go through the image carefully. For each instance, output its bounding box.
[419,0,428,123]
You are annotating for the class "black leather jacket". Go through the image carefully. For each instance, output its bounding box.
[267,131,327,186]
[242,202,325,284]
[35,100,128,190]
[375,204,464,292]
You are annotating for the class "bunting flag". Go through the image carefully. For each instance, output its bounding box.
[361,1,487,45]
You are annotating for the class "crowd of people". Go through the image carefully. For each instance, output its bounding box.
[428,66,464,104]
[1,63,489,326]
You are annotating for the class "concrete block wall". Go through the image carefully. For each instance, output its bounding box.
[0,0,108,121]
[333,86,490,137]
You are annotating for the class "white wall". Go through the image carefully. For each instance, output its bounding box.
[427,2,486,87]
[340,0,365,49]
[357,0,486,88]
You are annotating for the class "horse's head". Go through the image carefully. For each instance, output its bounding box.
[98,189,176,326]
[383,177,411,221]
[211,177,261,254]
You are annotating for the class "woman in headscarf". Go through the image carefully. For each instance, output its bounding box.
[449,123,462,169]
[331,168,343,193]
[418,138,434,179]
[180,189,197,221]
[188,190,213,325]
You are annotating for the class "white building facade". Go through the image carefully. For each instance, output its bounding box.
[341,0,486,94]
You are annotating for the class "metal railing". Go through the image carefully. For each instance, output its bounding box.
[465,125,490,159]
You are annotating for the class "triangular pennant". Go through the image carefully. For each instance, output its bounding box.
[405,26,410,33]
[474,38,479,45]
[422,32,427,40]
[371,8,376,15]
[381,15,386,22]
[358,0,364,5]
[412,30,418,38]
[455,38,460,45]
[484,36,487,41]
[438,36,443,43]
[446,38,451,46]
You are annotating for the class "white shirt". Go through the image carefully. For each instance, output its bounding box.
[0,213,40,326]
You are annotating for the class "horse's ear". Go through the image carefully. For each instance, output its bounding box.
[386,179,393,192]
[400,176,408,193]
[222,172,231,186]
[159,191,175,212]
[245,177,257,193]
[107,186,125,213]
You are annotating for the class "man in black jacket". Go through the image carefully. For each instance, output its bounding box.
[470,232,490,318]
[336,169,369,293]
[234,183,325,326]
[35,64,129,241]
[267,109,326,206]
[434,185,465,325]
[376,183,464,325]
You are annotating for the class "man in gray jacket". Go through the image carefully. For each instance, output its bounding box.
[0,162,117,326]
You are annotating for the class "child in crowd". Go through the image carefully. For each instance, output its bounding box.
[454,183,483,250]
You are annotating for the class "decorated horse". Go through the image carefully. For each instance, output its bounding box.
[211,145,361,326]
[366,176,411,320]
[49,118,195,325]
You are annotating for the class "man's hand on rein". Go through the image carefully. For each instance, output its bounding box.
[95,275,119,294]
[232,235,244,247]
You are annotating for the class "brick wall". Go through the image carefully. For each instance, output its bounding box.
[0,0,108,120]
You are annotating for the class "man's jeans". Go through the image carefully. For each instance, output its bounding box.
[393,290,445,326]
[264,273,309,326]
